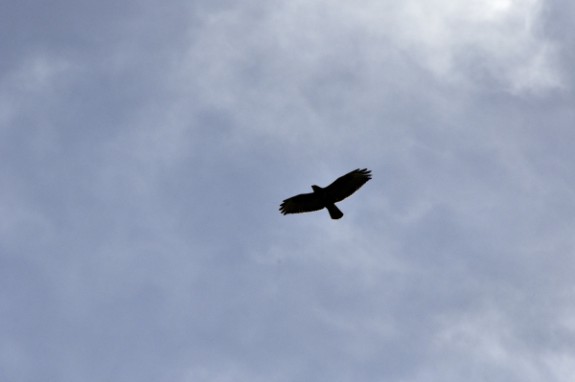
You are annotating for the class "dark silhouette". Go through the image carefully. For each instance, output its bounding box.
[279,168,372,219]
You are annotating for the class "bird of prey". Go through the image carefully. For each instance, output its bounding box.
[279,168,372,219]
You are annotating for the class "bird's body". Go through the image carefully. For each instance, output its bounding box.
[279,168,372,219]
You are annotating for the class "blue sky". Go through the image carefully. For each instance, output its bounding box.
[2,1,575,381]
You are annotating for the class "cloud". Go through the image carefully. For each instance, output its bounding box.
[1,0,575,381]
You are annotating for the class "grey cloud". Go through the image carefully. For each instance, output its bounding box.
[2,1,575,382]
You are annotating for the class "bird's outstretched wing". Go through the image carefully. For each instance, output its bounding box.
[324,168,372,203]
[279,192,325,215]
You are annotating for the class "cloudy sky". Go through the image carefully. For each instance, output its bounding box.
[2,0,575,381]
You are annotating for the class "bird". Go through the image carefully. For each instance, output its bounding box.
[279,168,372,219]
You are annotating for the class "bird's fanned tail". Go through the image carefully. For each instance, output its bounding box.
[326,204,343,219]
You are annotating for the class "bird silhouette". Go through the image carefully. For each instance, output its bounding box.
[279,168,372,219]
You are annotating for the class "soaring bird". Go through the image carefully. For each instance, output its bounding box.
[279,168,372,219]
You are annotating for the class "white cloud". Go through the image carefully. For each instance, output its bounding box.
[2,1,575,381]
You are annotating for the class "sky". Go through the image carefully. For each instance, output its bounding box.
[1,0,575,381]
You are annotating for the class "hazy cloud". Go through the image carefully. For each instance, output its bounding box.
[1,0,574,381]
